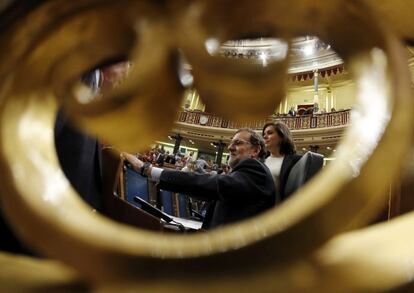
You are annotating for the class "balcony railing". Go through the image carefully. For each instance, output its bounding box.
[177,109,351,130]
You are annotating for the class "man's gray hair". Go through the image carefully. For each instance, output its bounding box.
[234,128,266,162]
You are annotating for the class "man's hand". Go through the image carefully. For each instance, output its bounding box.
[121,152,144,172]
[121,152,153,177]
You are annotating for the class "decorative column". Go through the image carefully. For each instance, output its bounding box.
[330,85,335,110]
[214,140,226,165]
[313,69,319,103]
[172,134,183,154]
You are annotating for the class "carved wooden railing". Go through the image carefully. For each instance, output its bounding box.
[178,109,350,130]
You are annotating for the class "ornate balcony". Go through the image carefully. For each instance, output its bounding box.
[172,109,350,151]
[177,109,350,130]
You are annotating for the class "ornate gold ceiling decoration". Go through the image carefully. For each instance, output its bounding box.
[221,36,343,74]
[0,0,414,291]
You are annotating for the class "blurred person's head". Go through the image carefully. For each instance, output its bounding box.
[101,61,130,90]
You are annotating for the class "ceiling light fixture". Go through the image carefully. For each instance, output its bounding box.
[303,44,314,56]
[259,52,268,66]
[205,38,220,55]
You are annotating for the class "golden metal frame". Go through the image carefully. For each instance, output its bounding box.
[0,0,413,291]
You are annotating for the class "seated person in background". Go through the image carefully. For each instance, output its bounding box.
[210,164,219,175]
[159,145,165,155]
[175,157,185,170]
[122,128,276,229]
[164,151,173,164]
[262,122,301,203]
[330,107,336,112]
[195,155,208,174]
[155,151,165,167]
[220,164,230,174]
[186,151,196,165]
[181,160,196,172]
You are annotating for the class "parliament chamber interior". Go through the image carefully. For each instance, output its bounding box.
[1,0,414,291]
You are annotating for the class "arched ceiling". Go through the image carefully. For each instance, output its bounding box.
[215,0,414,76]
[221,36,343,74]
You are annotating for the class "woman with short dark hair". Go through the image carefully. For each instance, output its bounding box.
[262,122,301,203]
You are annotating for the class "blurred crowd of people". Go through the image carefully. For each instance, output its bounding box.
[130,145,232,221]
[135,145,231,175]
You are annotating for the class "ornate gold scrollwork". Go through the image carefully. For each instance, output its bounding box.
[0,0,413,291]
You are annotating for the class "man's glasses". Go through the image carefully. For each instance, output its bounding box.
[229,139,252,147]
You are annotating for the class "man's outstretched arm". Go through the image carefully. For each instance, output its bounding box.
[121,152,143,172]
[121,152,163,180]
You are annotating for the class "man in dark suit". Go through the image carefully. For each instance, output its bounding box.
[55,110,103,211]
[0,72,103,254]
[123,129,276,229]
[288,106,297,117]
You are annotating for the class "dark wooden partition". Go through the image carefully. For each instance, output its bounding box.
[100,147,164,231]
